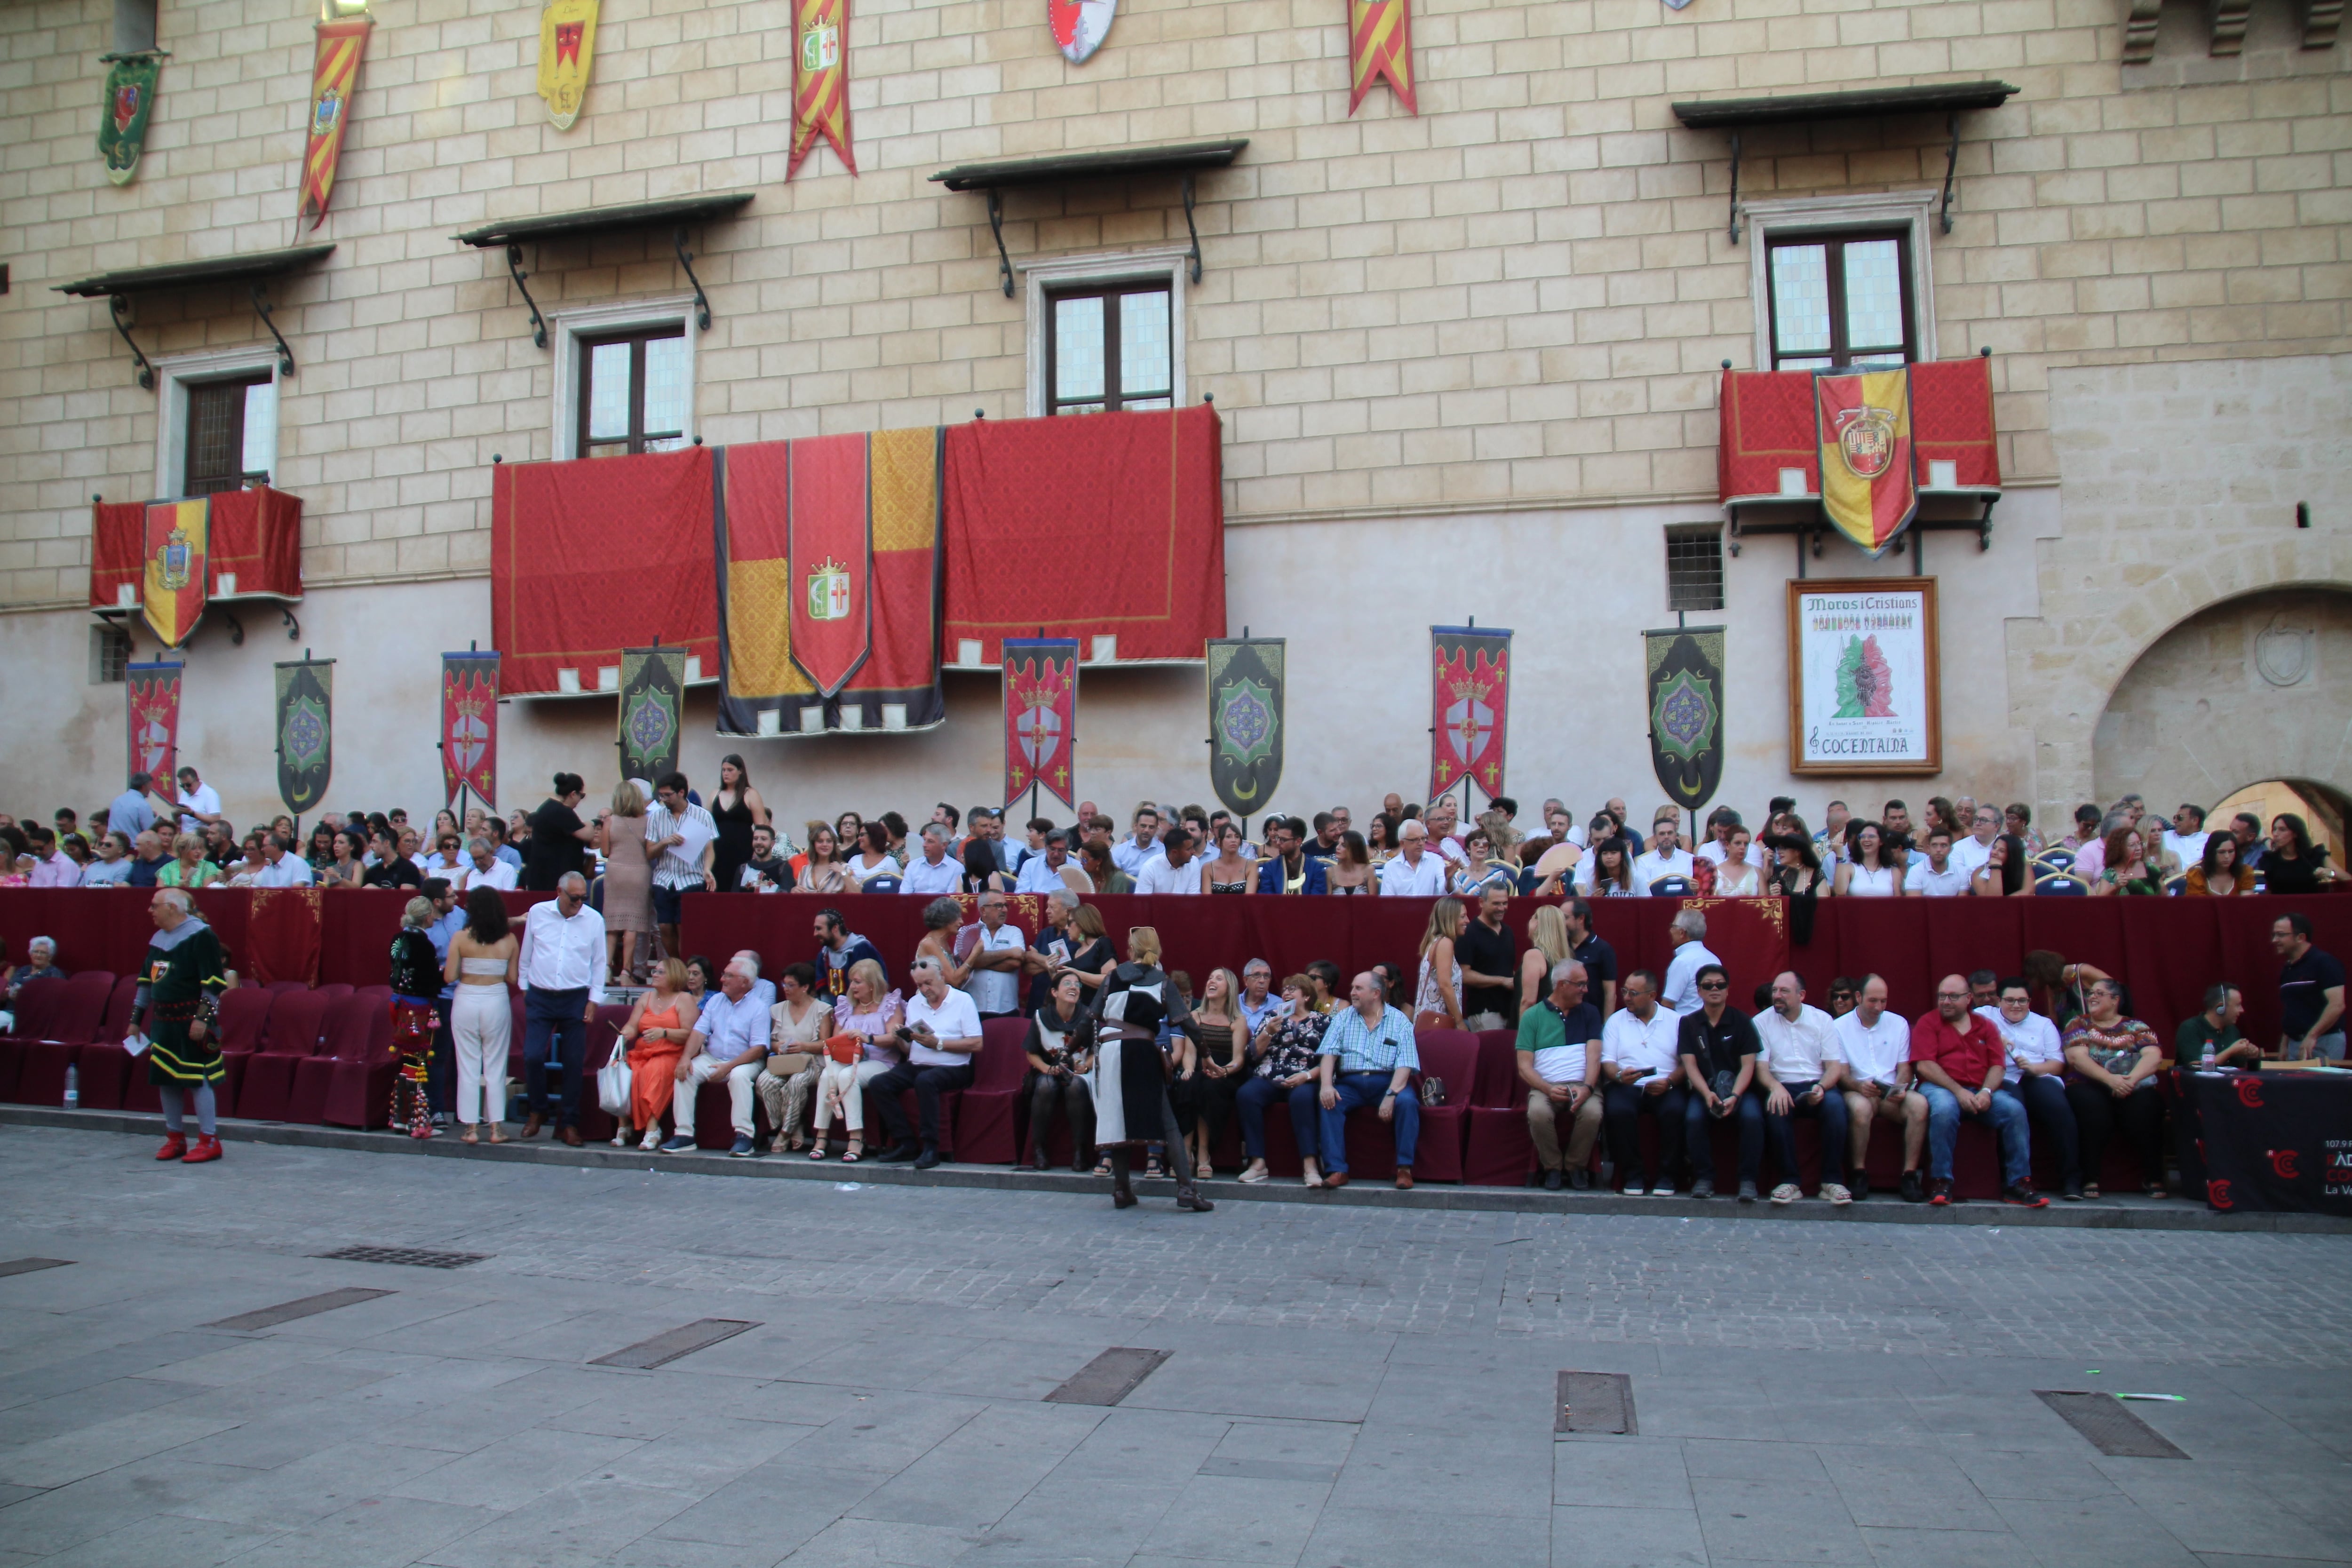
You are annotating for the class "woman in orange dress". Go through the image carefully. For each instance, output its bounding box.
[616,958,699,1151]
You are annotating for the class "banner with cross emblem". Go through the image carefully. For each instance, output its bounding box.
[1430,626,1510,805]
[1003,639,1078,813]
[126,661,183,789]
[1207,637,1284,817]
[440,650,500,808]
[1644,626,1724,815]
[273,656,334,816]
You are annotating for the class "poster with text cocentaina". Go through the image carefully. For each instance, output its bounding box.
[1786,577,1940,776]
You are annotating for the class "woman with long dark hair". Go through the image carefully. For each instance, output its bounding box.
[1836,822,1901,897]
[710,754,769,893]
[2264,813,2338,894]
[1765,833,1829,944]
[1968,833,2034,897]
[445,886,518,1143]
[2186,831,2249,896]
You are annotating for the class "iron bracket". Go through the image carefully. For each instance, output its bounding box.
[987,190,1014,299]
[506,244,547,350]
[1182,174,1203,283]
[1727,131,1743,245]
[280,605,302,640]
[251,282,296,378]
[672,226,712,331]
[1939,113,1961,234]
[222,608,245,647]
[108,294,155,390]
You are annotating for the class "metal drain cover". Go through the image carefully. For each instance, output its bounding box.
[2034,1391,2188,1459]
[1557,1371,1637,1435]
[316,1245,489,1269]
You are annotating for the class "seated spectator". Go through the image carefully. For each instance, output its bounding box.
[1836,975,1926,1200]
[736,824,794,894]
[1632,809,1697,892]
[1021,971,1096,1171]
[1014,829,1076,894]
[2004,802,2042,855]
[2061,978,2167,1198]
[2186,831,2250,897]
[127,829,172,888]
[2263,812,2339,893]
[423,832,466,876]
[1575,833,1638,898]
[4,939,64,1021]
[913,896,973,990]
[1079,839,1129,893]
[1710,828,1764,896]
[899,824,963,895]
[2177,982,2257,1068]
[797,823,852,894]
[451,836,518,893]
[1836,822,1903,896]
[24,828,78,887]
[1600,970,1687,1195]
[1911,974,2045,1207]
[1969,832,2032,897]
[81,830,135,886]
[1979,977,2081,1200]
[302,820,338,870]
[1237,959,1285,1035]
[318,828,368,889]
[614,959,699,1150]
[1410,897,1466,1030]
[1133,828,1202,895]
[862,955,984,1168]
[1199,821,1257,894]
[1948,805,2003,877]
[1451,828,1514,898]
[1236,973,1326,1185]
[223,831,274,887]
[808,958,904,1162]
[361,829,422,890]
[847,821,901,888]
[753,963,828,1154]
[156,831,221,889]
[1313,971,1421,1190]
[658,954,769,1157]
[1677,964,1763,1201]
[1326,830,1377,894]
[1379,821,1448,897]
[1174,966,1246,1177]
[1518,959,1603,1190]
[2088,825,2164,896]
[1753,971,1851,1204]
[1903,829,1971,897]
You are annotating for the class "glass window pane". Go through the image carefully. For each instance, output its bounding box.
[1118,290,1171,400]
[1121,397,1172,412]
[1777,358,1832,372]
[185,381,238,493]
[587,341,632,441]
[642,333,687,437]
[1769,245,1831,361]
[1849,352,1906,368]
[240,379,275,478]
[1054,295,1104,405]
[1841,239,1906,355]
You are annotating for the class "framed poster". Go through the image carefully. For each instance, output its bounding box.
[1786,577,1940,775]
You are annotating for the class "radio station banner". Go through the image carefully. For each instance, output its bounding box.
[1207,637,1284,817]
[1430,625,1510,802]
[126,661,183,788]
[1645,627,1724,813]
[1003,639,1078,812]
[441,651,500,807]
[1787,577,1940,775]
[274,657,334,815]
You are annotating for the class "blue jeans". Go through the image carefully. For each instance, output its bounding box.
[1236,1075,1322,1160]
[1320,1072,1418,1173]
[1919,1081,2030,1186]
[523,986,590,1129]
[2013,1073,2078,1186]
[1683,1086,1764,1186]
[1763,1081,1850,1188]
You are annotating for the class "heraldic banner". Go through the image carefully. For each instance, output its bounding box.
[98,52,162,185]
[1644,627,1725,815]
[1206,637,1283,817]
[617,645,686,784]
[1816,368,1917,557]
[299,16,370,229]
[142,499,208,647]
[126,661,183,788]
[1347,0,1416,116]
[1430,626,1510,805]
[1003,639,1079,812]
[537,0,598,130]
[715,430,946,738]
[789,0,854,176]
[441,651,500,807]
[274,657,334,815]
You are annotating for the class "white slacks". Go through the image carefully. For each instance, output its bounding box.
[672,1055,759,1138]
[450,986,511,1125]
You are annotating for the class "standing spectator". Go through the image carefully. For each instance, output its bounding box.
[1313,971,1422,1190]
[1379,820,1449,896]
[1765,834,1830,943]
[1562,898,1619,1016]
[1979,977,2080,1200]
[1600,970,1686,1195]
[900,824,966,895]
[105,772,164,845]
[865,955,985,1169]
[2186,832,2251,897]
[1456,883,1518,1028]
[2263,813,2339,893]
[2177,983,2257,1068]
[645,773,717,964]
[514,872,607,1146]
[810,908,882,1005]
[658,954,768,1157]
[2272,912,2346,1060]
[2060,978,2166,1198]
[1677,964,1762,1201]
[1903,829,1971,897]
[445,887,518,1144]
[1910,974,2045,1208]
[523,773,595,892]
[388,898,443,1140]
[1836,975,1926,1202]
[158,832,221,889]
[1517,959,1604,1190]
[172,765,222,836]
[1410,897,1466,1030]
[1659,907,1720,1017]
[708,755,768,895]
[961,892,1028,1021]
[1517,903,1573,1020]
[755,962,829,1154]
[81,831,135,886]
[1020,971,1096,1170]
[1752,971,1851,1204]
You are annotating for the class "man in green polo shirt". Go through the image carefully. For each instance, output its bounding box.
[2175,982,2257,1067]
[1517,958,1604,1191]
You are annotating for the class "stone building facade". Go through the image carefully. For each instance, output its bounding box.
[1,0,2346,837]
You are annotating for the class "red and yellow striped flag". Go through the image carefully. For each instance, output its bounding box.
[298,17,370,230]
[1816,368,1918,557]
[1348,0,1416,116]
[789,0,855,178]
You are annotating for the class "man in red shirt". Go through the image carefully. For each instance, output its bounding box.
[1909,973,2047,1208]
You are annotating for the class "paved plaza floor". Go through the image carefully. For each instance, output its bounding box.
[0,1122,2347,1568]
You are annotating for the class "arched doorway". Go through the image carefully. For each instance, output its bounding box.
[2093,587,2352,829]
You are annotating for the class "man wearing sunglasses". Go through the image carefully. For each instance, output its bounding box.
[1677,963,1763,1201]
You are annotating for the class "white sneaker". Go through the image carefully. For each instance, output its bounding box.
[1623,1182,1647,1197]
[1822,1182,1852,1205]
[639,1130,661,1151]
[1770,1182,1802,1205]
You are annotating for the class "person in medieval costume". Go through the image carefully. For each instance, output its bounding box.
[1081,926,1214,1213]
[389,898,444,1138]
[133,888,229,1163]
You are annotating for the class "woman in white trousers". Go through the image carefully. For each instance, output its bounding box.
[808,959,905,1164]
[444,887,518,1143]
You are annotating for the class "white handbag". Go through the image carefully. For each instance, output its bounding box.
[596,1040,632,1117]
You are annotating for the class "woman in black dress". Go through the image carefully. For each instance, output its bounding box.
[709,754,768,893]
[1081,926,1213,1213]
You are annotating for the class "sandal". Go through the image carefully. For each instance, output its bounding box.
[2083,1183,2101,1199]
[807,1143,829,1160]
[840,1143,863,1164]
[1092,1157,1112,1178]
[461,1129,479,1146]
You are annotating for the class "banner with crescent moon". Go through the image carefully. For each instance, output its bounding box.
[441,651,500,807]
[1430,625,1510,803]
[274,657,334,815]
[1003,639,1078,812]
[1207,637,1284,817]
[126,661,183,790]
[1645,626,1724,815]
[617,645,685,785]
[298,17,370,229]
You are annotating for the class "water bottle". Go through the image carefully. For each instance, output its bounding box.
[2201,1039,2216,1070]
[64,1064,79,1108]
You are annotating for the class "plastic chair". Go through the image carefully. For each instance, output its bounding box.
[1648,876,1693,897]
[199,985,280,1116]
[1463,1027,1540,1185]
[72,977,146,1111]
[14,971,118,1107]
[235,989,337,1121]
[861,876,903,895]
[2035,873,2089,896]
[306,992,398,1128]
[577,1003,629,1144]
[2162,875,2187,896]
[1407,1029,1479,1182]
[955,1016,1033,1164]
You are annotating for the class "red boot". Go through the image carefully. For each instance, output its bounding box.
[155,1132,187,1161]
[182,1134,222,1164]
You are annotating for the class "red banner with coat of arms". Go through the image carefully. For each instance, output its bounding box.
[1815,369,1917,557]
[1003,639,1078,812]
[440,651,499,807]
[299,17,370,229]
[142,499,208,647]
[1430,626,1510,804]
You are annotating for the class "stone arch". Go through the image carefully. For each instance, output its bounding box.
[2092,585,2352,814]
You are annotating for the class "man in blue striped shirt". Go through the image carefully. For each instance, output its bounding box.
[1314,972,1421,1190]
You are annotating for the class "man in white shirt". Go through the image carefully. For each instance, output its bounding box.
[249,833,315,888]
[658,955,769,1157]
[1598,970,1686,1195]
[1111,806,1161,877]
[512,872,607,1146]
[961,892,1028,1019]
[1133,828,1202,895]
[1632,811,1697,892]
[1423,801,1469,864]
[1752,971,1851,1204]
[1658,908,1720,1016]
[862,955,984,1167]
[1948,805,2003,877]
[1832,974,1925,1202]
[899,824,965,896]
[1978,975,2081,1199]
[644,773,716,965]
[1903,830,1973,897]
[2161,803,2209,876]
[1379,821,1450,897]
[1014,830,1076,894]
[173,766,223,836]
[450,836,518,892]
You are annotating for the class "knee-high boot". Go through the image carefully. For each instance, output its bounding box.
[1109,1146,1137,1209]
